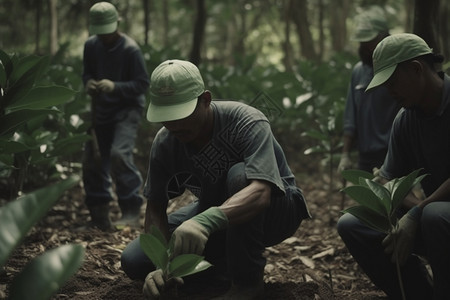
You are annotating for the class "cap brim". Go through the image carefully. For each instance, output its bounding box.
[366,64,397,91]
[147,97,198,123]
[89,22,117,35]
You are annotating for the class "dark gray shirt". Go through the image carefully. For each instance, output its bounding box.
[343,61,400,155]
[144,101,302,209]
[380,74,450,196]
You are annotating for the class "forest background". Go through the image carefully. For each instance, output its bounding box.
[0,0,450,299]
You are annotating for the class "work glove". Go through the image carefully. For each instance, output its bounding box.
[338,153,352,174]
[97,79,115,93]
[172,207,228,258]
[382,206,421,265]
[86,79,98,96]
[143,269,183,300]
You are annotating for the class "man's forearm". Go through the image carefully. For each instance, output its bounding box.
[144,201,169,240]
[418,178,450,209]
[219,180,271,225]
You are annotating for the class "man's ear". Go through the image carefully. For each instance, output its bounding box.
[201,90,212,104]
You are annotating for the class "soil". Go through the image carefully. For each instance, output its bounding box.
[0,127,389,299]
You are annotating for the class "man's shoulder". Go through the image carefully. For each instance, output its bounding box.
[213,100,266,120]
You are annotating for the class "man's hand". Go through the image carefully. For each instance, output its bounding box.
[86,79,99,96]
[172,207,228,258]
[338,153,352,174]
[143,269,183,299]
[382,206,421,265]
[97,79,115,93]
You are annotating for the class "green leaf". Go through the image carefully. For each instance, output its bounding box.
[343,206,391,233]
[0,176,80,268]
[342,185,388,217]
[9,244,85,300]
[303,145,326,155]
[139,233,169,270]
[47,134,91,157]
[169,254,212,278]
[364,179,392,214]
[302,129,328,141]
[341,169,374,185]
[0,108,60,136]
[7,86,76,112]
[391,169,425,210]
[0,49,13,79]
[149,225,168,248]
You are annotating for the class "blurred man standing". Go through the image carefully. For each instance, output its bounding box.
[82,2,149,230]
[338,6,400,173]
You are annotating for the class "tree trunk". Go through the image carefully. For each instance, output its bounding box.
[189,0,206,66]
[413,0,441,53]
[143,0,151,45]
[35,0,42,54]
[440,0,450,60]
[282,0,294,71]
[328,0,349,53]
[290,0,318,61]
[49,0,58,55]
[163,0,169,48]
[318,0,325,60]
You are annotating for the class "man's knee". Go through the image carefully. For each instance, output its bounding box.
[121,238,154,280]
[337,213,358,239]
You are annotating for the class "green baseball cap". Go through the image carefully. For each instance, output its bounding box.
[366,33,433,91]
[352,6,389,42]
[147,60,205,123]
[89,2,119,35]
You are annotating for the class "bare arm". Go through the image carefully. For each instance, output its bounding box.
[218,179,272,225]
[418,178,450,209]
[144,200,170,240]
[341,134,354,154]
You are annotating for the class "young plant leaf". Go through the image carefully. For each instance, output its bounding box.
[140,233,169,270]
[149,225,168,249]
[343,206,391,233]
[341,169,374,185]
[342,185,388,217]
[169,254,212,278]
[0,176,80,268]
[364,179,392,214]
[8,244,85,300]
[392,169,426,210]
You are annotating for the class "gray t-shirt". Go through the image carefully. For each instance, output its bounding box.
[380,74,450,196]
[144,101,300,209]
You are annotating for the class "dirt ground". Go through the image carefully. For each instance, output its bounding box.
[0,169,389,300]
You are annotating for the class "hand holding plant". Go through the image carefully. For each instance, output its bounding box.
[341,168,427,300]
[382,206,422,265]
[140,225,213,299]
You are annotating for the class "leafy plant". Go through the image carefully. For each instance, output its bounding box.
[1,175,85,300]
[341,168,427,300]
[0,49,90,197]
[140,226,212,280]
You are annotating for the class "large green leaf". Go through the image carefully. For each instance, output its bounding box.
[169,254,212,278]
[3,55,49,108]
[0,108,60,136]
[149,225,168,248]
[0,176,80,268]
[8,244,85,300]
[7,86,76,112]
[364,179,392,215]
[343,205,391,233]
[392,169,425,210]
[342,185,388,217]
[139,233,169,270]
[341,169,374,185]
[47,134,90,157]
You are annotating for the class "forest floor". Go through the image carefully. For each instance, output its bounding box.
[0,170,389,300]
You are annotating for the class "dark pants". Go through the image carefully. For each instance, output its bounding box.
[82,107,143,210]
[121,163,310,285]
[338,202,450,299]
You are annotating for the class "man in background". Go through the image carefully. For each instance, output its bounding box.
[338,6,399,174]
[82,2,149,230]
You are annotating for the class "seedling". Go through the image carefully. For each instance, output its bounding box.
[140,226,212,280]
[341,168,427,300]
